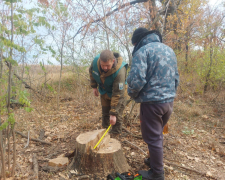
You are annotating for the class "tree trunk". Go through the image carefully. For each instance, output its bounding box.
[0,115,6,180]
[0,50,3,79]
[185,17,191,72]
[204,44,213,93]
[6,0,14,172]
[101,0,110,49]
[11,129,16,176]
[70,129,130,176]
[20,36,25,90]
[160,0,180,50]
[57,45,64,110]
[148,0,159,30]
[185,43,188,71]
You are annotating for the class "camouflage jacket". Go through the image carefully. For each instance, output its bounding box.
[127,33,179,103]
[89,54,127,116]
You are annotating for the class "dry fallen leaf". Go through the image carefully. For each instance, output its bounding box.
[6,177,14,180]
[187,156,195,160]
[217,161,224,166]
[206,171,212,177]
[194,157,199,162]
[201,115,208,119]
[124,147,131,151]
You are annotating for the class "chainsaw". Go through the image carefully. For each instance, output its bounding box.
[107,172,142,180]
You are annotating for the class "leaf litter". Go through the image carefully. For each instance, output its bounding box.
[8,93,225,180]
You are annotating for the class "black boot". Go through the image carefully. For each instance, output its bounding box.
[144,158,151,168]
[138,169,164,180]
[102,118,110,129]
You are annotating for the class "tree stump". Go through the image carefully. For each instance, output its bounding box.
[70,129,130,175]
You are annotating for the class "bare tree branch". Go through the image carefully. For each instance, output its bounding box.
[15,131,52,145]
[69,0,149,40]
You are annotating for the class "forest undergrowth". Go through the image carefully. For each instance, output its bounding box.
[1,69,225,180]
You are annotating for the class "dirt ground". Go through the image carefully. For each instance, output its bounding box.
[6,90,225,180]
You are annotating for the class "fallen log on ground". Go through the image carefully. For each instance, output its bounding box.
[15,131,52,145]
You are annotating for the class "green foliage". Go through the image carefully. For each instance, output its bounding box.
[41,82,56,94]
[18,90,31,107]
[196,47,225,89]
[0,94,7,115]
[0,121,8,131]
[0,41,3,49]
[39,62,46,72]
[46,84,56,93]
[47,46,56,56]
[3,0,20,3]
[211,48,225,81]
[5,56,18,66]
[34,37,44,45]
[0,75,8,115]
[0,0,55,66]
[18,90,33,112]
[37,16,51,29]
[0,25,11,36]
[182,127,194,135]
[0,113,15,130]
[24,107,33,112]
[8,113,15,128]
[0,75,33,120]
[0,37,26,52]
[25,66,30,75]
[47,60,54,65]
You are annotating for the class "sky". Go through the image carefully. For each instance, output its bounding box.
[1,0,224,65]
[209,0,224,6]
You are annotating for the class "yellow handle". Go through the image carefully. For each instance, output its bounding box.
[93,125,111,150]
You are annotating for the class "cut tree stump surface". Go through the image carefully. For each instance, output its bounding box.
[71,129,130,175]
[97,138,121,153]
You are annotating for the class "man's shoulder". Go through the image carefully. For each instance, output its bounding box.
[115,64,127,77]
[141,42,175,56]
[115,57,127,69]
[134,42,159,56]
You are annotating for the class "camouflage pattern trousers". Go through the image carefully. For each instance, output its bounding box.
[100,93,125,134]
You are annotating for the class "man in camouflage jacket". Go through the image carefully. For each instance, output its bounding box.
[127,28,179,180]
[89,50,127,134]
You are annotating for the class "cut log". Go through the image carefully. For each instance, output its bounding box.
[70,129,130,175]
[48,154,69,167]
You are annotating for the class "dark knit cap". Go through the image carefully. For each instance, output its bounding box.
[131,27,162,45]
[131,27,149,45]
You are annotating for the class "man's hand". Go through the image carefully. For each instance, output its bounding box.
[93,88,99,97]
[110,115,116,125]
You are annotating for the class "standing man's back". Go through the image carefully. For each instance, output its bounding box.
[127,28,179,180]
[128,30,179,102]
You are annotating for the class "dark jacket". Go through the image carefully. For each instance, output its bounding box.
[127,33,179,103]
